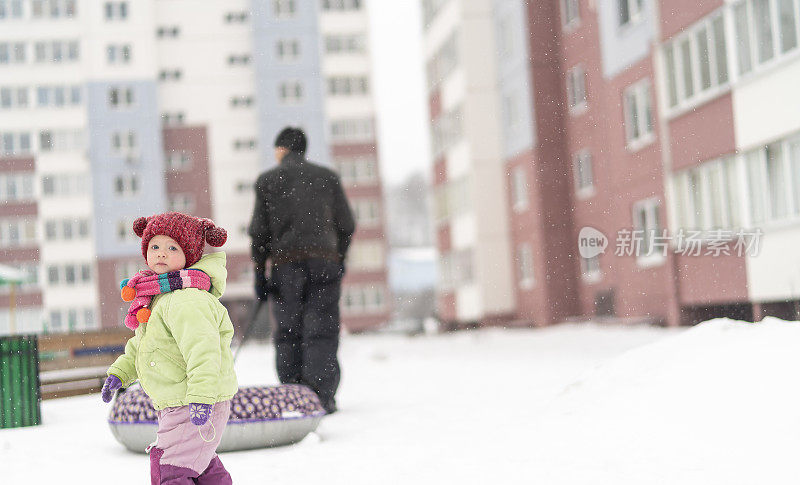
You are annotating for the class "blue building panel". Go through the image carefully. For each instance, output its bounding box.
[251,0,330,170]
[86,80,166,258]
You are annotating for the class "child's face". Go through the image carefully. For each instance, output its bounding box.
[146,235,186,274]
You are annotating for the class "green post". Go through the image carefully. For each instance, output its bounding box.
[0,335,41,429]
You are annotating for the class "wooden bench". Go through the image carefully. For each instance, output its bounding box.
[37,328,131,400]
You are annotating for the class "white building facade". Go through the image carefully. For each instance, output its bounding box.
[0,0,390,334]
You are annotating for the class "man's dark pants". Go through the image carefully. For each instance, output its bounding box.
[271,258,342,410]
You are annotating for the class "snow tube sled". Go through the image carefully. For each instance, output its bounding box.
[108,385,325,453]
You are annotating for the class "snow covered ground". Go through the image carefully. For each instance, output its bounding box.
[2,320,798,484]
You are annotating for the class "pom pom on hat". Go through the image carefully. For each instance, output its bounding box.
[204,223,227,247]
[133,217,150,238]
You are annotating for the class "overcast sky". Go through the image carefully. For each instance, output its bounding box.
[367,0,431,186]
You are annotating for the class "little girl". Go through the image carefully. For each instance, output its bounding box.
[101,212,238,484]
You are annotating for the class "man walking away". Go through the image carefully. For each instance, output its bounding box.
[248,127,355,414]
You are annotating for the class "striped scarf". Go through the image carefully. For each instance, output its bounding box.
[120,269,212,330]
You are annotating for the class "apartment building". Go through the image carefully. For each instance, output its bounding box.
[423,0,517,325]
[425,0,800,327]
[320,0,391,331]
[0,0,390,334]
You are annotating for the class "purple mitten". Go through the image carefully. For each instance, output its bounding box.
[101,375,122,403]
[189,403,212,426]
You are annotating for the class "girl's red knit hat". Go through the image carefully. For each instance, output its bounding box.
[133,212,227,267]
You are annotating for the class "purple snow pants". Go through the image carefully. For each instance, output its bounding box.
[148,400,232,484]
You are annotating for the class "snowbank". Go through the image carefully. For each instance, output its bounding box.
[528,318,800,484]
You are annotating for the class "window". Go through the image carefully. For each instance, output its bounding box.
[158,69,182,81]
[734,0,800,76]
[31,40,79,63]
[161,112,185,126]
[0,132,32,155]
[778,0,798,53]
[114,174,139,196]
[157,26,180,38]
[0,0,24,19]
[517,244,535,288]
[0,42,23,64]
[45,264,93,286]
[327,76,369,96]
[0,218,36,247]
[116,218,139,243]
[342,284,385,314]
[322,0,362,11]
[734,2,753,75]
[336,157,378,186]
[426,31,458,90]
[352,199,381,227]
[12,42,24,63]
[41,173,89,197]
[349,240,385,271]
[713,17,729,86]
[224,11,248,23]
[566,65,587,112]
[325,34,366,54]
[754,0,775,63]
[276,39,301,62]
[623,80,654,148]
[107,44,132,64]
[434,177,470,222]
[0,87,29,110]
[561,0,579,28]
[115,260,142,282]
[573,150,594,196]
[104,1,128,20]
[510,166,529,212]
[431,105,463,158]
[43,218,90,241]
[108,87,134,108]
[37,129,82,152]
[440,249,473,288]
[169,194,195,212]
[32,85,82,108]
[227,54,251,65]
[765,142,788,219]
[16,0,74,19]
[273,0,295,18]
[230,95,254,108]
[632,199,663,263]
[662,13,732,109]
[166,151,192,170]
[111,130,137,155]
[502,91,523,131]
[581,255,601,278]
[233,138,257,151]
[723,141,800,225]
[329,118,374,142]
[618,0,644,27]
[278,81,304,104]
[0,173,35,202]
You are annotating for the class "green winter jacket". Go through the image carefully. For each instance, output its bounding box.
[107,252,238,410]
